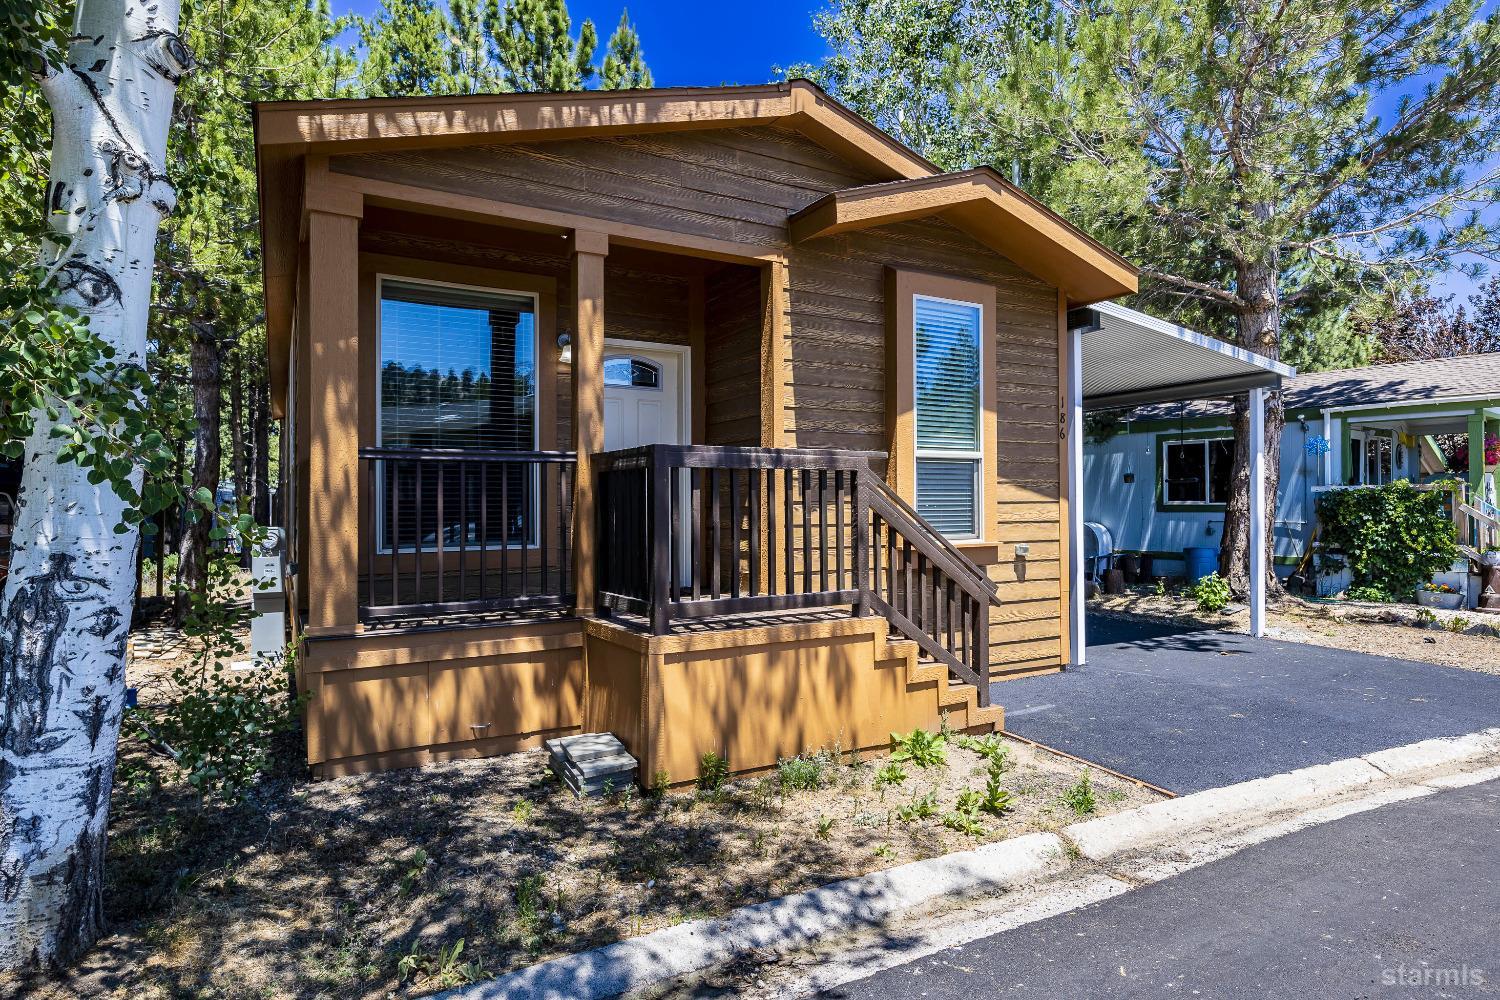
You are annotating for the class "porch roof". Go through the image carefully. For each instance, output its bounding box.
[1069,301,1295,412]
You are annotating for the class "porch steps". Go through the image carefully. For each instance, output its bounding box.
[877,634,1003,734]
[990,663,1064,681]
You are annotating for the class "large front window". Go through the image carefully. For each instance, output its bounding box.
[377,278,538,549]
[913,294,983,538]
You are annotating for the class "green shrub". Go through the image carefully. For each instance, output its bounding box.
[1347,584,1392,603]
[1191,573,1233,613]
[777,749,834,792]
[1062,771,1097,816]
[697,750,729,792]
[1315,481,1460,600]
[896,792,938,822]
[889,728,946,768]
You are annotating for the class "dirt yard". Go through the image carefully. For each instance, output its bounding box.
[1092,590,1500,675]
[8,638,1159,1000]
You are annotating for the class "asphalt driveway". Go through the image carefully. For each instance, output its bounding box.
[996,613,1500,793]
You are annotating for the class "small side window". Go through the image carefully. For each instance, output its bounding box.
[603,356,661,389]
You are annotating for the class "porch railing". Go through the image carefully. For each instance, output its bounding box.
[595,444,1000,700]
[359,446,576,621]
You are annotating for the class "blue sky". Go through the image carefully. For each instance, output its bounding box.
[332,0,830,85]
[333,0,1492,301]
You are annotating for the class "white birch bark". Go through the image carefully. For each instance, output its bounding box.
[0,0,189,969]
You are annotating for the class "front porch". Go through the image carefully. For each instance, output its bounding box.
[298,210,1011,778]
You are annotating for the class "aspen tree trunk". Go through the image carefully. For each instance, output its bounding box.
[0,0,188,968]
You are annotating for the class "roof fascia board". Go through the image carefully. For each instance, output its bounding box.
[1316,392,1500,416]
[791,170,1138,302]
[253,80,936,180]
[1084,372,1284,412]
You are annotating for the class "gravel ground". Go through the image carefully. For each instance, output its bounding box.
[5,626,1158,1000]
[1092,590,1500,675]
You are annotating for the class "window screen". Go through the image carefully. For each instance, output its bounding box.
[913,296,982,538]
[377,280,539,550]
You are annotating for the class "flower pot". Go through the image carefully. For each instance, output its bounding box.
[1416,589,1463,611]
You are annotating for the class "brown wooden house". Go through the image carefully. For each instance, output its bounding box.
[253,81,1138,780]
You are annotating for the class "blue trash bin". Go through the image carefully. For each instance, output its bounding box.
[1183,546,1219,584]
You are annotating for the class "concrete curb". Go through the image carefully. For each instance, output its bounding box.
[445,832,1065,1000]
[1063,757,1384,861]
[1064,728,1500,862]
[444,728,1500,1000]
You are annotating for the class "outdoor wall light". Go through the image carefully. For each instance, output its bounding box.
[557,332,572,365]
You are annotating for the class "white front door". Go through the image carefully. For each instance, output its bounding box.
[602,343,690,584]
[602,344,684,452]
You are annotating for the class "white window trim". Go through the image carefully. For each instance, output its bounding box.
[912,292,985,541]
[1159,436,1233,507]
[373,273,542,554]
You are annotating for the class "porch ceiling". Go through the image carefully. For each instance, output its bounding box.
[1070,301,1296,411]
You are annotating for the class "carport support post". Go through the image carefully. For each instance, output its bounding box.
[1069,325,1086,666]
[1249,386,1267,637]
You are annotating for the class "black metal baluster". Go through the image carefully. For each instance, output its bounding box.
[690,467,701,601]
[729,469,741,599]
[834,470,845,591]
[749,469,761,597]
[500,462,509,598]
[801,469,812,594]
[784,468,794,594]
[710,467,721,600]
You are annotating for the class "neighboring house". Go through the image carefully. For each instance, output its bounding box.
[1085,346,1500,582]
[252,82,1139,778]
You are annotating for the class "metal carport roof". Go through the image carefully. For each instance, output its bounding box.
[1069,301,1296,411]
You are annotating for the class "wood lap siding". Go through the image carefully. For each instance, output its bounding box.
[782,218,1062,671]
[704,266,761,447]
[339,125,1065,670]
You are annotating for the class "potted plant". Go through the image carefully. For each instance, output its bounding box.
[1415,581,1464,611]
[1480,546,1500,568]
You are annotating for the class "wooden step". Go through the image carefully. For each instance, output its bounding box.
[991,663,1063,681]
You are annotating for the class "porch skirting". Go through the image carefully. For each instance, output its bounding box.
[298,611,1003,781]
[301,619,585,778]
[583,614,1002,787]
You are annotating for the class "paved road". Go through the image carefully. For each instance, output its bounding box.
[996,614,1500,793]
[824,777,1500,1000]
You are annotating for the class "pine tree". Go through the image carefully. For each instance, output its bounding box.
[448,0,501,93]
[360,0,451,96]
[491,0,599,91]
[601,9,652,90]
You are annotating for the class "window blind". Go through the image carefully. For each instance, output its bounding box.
[913,296,982,538]
[377,280,540,551]
[379,280,537,451]
[914,298,981,452]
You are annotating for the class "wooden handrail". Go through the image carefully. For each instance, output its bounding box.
[595,443,996,703]
[865,476,999,603]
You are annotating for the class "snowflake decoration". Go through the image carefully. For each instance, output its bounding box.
[1305,434,1331,457]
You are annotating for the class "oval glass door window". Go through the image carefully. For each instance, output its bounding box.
[603,356,661,389]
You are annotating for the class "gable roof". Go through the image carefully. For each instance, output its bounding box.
[790,169,1136,306]
[1127,351,1500,420]
[253,80,1139,412]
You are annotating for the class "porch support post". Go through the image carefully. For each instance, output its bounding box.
[1067,323,1086,666]
[1469,409,1487,496]
[1249,386,1267,638]
[571,229,609,615]
[1321,411,1334,487]
[304,181,363,632]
